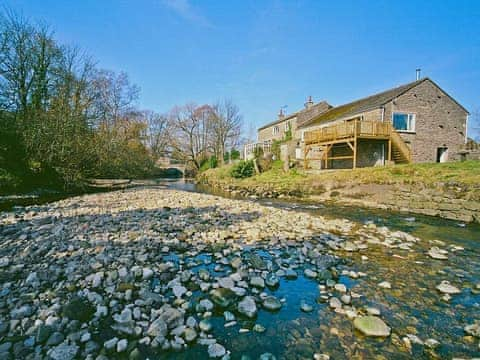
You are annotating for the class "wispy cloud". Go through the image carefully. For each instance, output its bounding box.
[162,0,212,28]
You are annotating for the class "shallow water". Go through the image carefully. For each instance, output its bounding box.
[2,179,480,359]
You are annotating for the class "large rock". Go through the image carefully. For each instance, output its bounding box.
[237,296,257,318]
[428,247,448,260]
[48,343,79,360]
[210,288,237,308]
[353,316,391,337]
[147,318,168,337]
[262,296,282,311]
[208,343,226,358]
[112,308,135,334]
[436,281,461,294]
[158,306,184,329]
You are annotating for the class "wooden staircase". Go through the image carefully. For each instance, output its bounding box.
[390,129,411,164]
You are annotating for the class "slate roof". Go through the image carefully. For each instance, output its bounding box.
[298,77,468,129]
[258,100,332,131]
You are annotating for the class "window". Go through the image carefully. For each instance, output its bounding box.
[273,125,279,135]
[285,121,291,132]
[393,112,415,132]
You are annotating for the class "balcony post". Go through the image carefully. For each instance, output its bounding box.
[353,120,358,169]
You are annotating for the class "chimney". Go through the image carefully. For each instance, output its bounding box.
[304,95,314,109]
[278,108,285,120]
[416,68,421,81]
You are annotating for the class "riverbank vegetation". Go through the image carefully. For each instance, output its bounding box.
[0,11,243,194]
[202,160,480,188]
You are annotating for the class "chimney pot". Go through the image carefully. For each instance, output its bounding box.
[304,96,314,109]
[416,68,421,81]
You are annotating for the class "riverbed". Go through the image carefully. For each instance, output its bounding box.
[0,180,479,359]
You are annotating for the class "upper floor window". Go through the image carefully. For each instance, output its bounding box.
[273,125,279,135]
[393,112,415,132]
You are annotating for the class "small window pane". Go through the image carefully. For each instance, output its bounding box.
[393,113,408,130]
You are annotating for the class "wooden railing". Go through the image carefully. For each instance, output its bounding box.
[304,119,392,145]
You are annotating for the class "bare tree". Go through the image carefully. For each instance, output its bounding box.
[169,103,212,170]
[144,110,171,158]
[210,99,242,165]
[91,70,140,128]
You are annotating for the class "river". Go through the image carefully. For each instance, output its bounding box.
[1,179,479,359]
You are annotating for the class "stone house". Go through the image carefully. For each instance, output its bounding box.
[252,77,469,168]
[299,77,468,168]
[257,98,332,144]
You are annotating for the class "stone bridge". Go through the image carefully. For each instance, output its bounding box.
[156,157,187,177]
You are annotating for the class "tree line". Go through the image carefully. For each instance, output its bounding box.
[0,11,242,191]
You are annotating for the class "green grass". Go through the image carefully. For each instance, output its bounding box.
[201,160,480,192]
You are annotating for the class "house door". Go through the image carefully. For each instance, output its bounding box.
[436,147,448,163]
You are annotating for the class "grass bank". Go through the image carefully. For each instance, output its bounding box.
[198,161,480,222]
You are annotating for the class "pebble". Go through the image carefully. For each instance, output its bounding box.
[208,343,226,358]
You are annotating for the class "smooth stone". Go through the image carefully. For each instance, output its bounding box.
[184,328,197,342]
[253,324,266,333]
[436,281,461,294]
[265,273,279,287]
[199,319,213,332]
[146,318,168,337]
[46,332,65,346]
[285,269,298,280]
[300,300,313,312]
[238,296,257,318]
[173,285,187,298]
[210,288,237,308]
[224,311,235,322]
[197,299,214,312]
[117,339,128,352]
[49,343,79,360]
[353,316,391,337]
[378,281,391,289]
[142,268,154,280]
[230,257,242,269]
[218,277,235,289]
[329,297,342,309]
[262,296,282,311]
[428,247,448,260]
[250,276,265,288]
[304,269,317,278]
[208,343,226,358]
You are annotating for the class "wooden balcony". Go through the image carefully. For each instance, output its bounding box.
[303,119,411,169]
[304,119,392,145]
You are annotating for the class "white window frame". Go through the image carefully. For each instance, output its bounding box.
[392,112,416,132]
[272,125,279,135]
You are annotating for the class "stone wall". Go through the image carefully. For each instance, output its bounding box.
[380,187,480,223]
[258,116,297,143]
[383,80,468,163]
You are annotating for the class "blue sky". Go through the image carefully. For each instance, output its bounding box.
[4,0,480,137]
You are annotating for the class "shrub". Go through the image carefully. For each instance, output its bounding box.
[230,160,254,179]
[200,155,218,172]
[209,155,218,169]
[230,149,240,160]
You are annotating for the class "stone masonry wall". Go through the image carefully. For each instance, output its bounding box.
[258,117,297,143]
[383,80,468,163]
